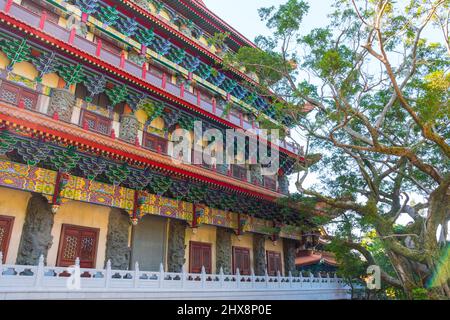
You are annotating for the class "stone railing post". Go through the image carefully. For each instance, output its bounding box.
[181,264,187,289]
[288,271,293,289]
[318,272,322,288]
[219,267,224,289]
[35,254,45,288]
[310,273,314,288]
[0,252,3,283]
[159,263,165,288]
[201,266,206,289]
[133,262,140,288]
[250,268,255,289]
[236,268,240,289]
[277,270,281,288]
[264,269,269,289]
[105,260,112,288]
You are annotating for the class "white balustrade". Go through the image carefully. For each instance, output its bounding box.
[0,253,351,300]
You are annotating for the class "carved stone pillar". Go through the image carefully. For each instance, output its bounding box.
[167,219,187,272]
[119,113,140,143]
[47,88,75,122]
[253,233,266,276]
[16,193,54,265]
[105,208,131,270]
[216,227,232,274]
[283,238,297,276]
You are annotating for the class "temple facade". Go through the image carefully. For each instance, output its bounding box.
[0,0,319,283]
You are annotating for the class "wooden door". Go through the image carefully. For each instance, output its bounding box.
[0,215,14,263]
[266,251,282,276]
[233,246,251,275]
[189,241,212,274]
[57,224,99,268]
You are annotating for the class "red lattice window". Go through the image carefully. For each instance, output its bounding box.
[57,224,99,268]
[80,110,112,135]
[0,81,38,110]
[189,241,212,274]
[143,133,168,154]
[233,246,251,275]
[0,215,14,264]
[266,251,282,276]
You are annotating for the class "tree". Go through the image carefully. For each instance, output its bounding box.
[224,0,449,299]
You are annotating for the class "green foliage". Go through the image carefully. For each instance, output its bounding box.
[228,0,450,299]
[411,288,429,300]
[207,32,230,49]
[327,238,367,284]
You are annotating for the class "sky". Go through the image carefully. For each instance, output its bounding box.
[203,0,334,42]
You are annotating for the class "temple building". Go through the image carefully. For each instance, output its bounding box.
[0,0,320,281]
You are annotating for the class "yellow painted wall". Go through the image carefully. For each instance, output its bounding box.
[135,109,148,125]
[185,225,217,273]
[231,232,254,273]
[150,116,165,131]
[265,237,285,275]
[0,52,9,69]
[12,61,38,81]
[47,201,110,269]
[41,73,60,89]
[0,187,31,264]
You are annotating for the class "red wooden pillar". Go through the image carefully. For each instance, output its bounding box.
[81,12,88,23]
[192,204,198,229]
[141,62,147,79]
[68,27,76,44]
[197,90,201,106]
[180,83,185,98]
[120,51,125,68]
[4,0,13,13]
[239,112,244,127]
[162,73,167,89]
[140,44,147,55]
[212,98,216,114]
[39,11,47,30]
[95,39,102,57]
